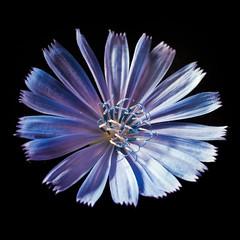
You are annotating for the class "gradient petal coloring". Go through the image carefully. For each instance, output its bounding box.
[15,29,227,207]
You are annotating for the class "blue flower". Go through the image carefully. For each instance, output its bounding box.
[15,29,227,206]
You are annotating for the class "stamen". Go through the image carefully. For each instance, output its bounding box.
[98,97,153,161]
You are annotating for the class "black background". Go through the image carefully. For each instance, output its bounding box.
[7,11,236,236]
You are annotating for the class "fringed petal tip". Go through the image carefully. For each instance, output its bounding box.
[107,29,128,38]
[14,118,23,137]
[42,174,66,195]
[14,118,24,136]
[21,142,32,161]
[154,182,182,198]
[220,126,228,140]
[18,90,25,103]
[156,41,176,55]
[76,198,96,207]
[105,31,152,43]
[18,90,32,105]
[24,67,45,90]
[42,179,62,195]
[141,182,182,200]
[13,131,22,139]
[42,178,55,191]
[194,67,207,81]
[170,182,182,192]
[192,164,209,182]
[211,92,223,111]
[209,146,218,162]
[206,125,228,141]
[184,162,208,182]
[202,92,222,109]
[42,39,59,57]
[111,200,138,208]
[141,32,152,41]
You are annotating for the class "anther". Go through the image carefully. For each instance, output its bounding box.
[97,97,153,161]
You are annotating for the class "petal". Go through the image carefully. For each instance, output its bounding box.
[151,134,218,162]
[109,151,139,206]
[25,68,100,120]
[127,154,167,198]
[43,40,101,114]
[144,62,205,111]
[76,29,110,102]
[19,90,94,122]
[132,41,175,103]
[15,115,100,139]
[127,149,181,195]
[43,141,108,193]
[104,30,129,103]
[150,92,222,123]
[151,122,227,141]
[23,133,105,160]
[124,33,152,100]
[76,145,114,206]
[142,140,207,181]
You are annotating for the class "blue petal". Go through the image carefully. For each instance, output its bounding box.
[150,92,222,123]
[43,141,108,193]
[109,151,139,206]
[141,140,207,182]
[151,122,227,141]
[16,115,100,139]
[76,145,114,206]
[104,30,130,103]
[151,134,218,162]
[76,29,110,102]
[132,41,175,103]
[127,149,181,196]
[127,154,167,198]
[144,62,205,111]
[19,90,94,122]
[124,33,152,101]
[43,40,101,114]
[25,68,100,120]
[23,133,105,160]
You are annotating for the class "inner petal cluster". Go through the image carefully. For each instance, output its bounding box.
[98,98,153,159]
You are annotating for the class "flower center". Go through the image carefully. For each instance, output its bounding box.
[98,97,152,160]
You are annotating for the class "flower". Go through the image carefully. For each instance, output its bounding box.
[15,29,227,207]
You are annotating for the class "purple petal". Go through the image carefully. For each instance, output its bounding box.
[76,29,110,102]
[109,151,139,206]
[151,134,218,163]
[144,62,205,111]
[23,133,105,160]
[132,41,175,103]
[150,122,227,141]
[19,90,95,122]
[25,68,100,120]
[76,145,114,206]
[124,33,152,101]
[43,141,108,193]
[150,92,222,123]
[142,140,207,182]
[127,154,167,198]
[15,115,100,139]
[43,40,101,114]
[104,30,130,103]
[127,149,181,195]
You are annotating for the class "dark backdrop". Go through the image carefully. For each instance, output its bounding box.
[7,17,235,235]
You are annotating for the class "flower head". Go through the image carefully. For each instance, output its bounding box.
[15,29,227,206]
